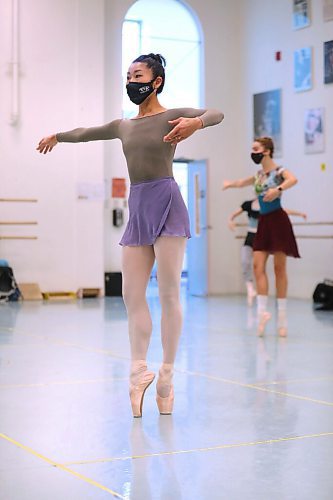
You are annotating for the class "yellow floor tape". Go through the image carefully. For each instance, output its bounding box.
[0,433,124,499]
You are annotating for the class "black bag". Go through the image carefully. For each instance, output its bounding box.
[0,266,21,303]
[105,272,122,296]
[313,280,333,311]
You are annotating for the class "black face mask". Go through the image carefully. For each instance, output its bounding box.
[251,152,264,164]
[126,80,155,105]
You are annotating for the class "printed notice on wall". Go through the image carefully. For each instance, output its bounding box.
[112,178,127,198]
[77,182,105,201]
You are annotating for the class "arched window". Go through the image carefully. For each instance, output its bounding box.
[122,0,202,118]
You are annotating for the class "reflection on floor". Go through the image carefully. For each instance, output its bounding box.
[0,290,333,500]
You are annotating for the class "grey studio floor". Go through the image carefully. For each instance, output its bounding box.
[1,283,333,500]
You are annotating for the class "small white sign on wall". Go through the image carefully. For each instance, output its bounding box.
[77,182,105,201]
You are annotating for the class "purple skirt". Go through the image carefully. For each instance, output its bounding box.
[253,208,300,258]
[120,176,191,246]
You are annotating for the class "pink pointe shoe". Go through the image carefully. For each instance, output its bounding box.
[156,364,174,415]
[129,361,155,418]
[156,387,174,415]
[278,326,287,337]
[257,311,271,337]
[278,313,288,337]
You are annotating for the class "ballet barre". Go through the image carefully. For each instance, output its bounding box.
[0,198,38,238]
[235,235,333,240]
[234,220,333,239]
[0,221,38,225]
[0,236,38,240]
[0,198,38,203]
[291,235,333,239]
[290,222,333,226]
[235,221,333,227]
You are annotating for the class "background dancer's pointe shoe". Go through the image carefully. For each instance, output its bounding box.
[156,386,174,415]
[129,371,155,418]
[257,311,271,337]
[278,326,287,337]
[277,313,288,337]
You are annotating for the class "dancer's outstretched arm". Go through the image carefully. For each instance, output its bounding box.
[222,176,254,190]
[37,120,121,154]
[227,207,244,231]
[285,209,307,219]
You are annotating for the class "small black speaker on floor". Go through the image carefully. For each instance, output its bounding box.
[105,272,123,297]
[313,280,333,310]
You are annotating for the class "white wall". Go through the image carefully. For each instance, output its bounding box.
[1,0,106,291]
[239,0,333,298]
[1,0,331,297]
[103,0,132,274]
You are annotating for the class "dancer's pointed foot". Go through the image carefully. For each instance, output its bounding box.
[156,363,174,415]
[156,386,174,415]
[257,311,271,337]
[278,326,287,337]
[277,313,288,337]
[129,361,155,418]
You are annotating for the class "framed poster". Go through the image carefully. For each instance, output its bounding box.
[293,0,311,29]
[294,47,312,91]
[304,108,324,154]
[324,40,333,84]
[323,0,333,21]
[253,89,282,157]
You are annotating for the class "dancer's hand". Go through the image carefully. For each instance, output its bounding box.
[222,180,233,190]
[263,188,280,202]
[36,134,58,154]
[163,116,203,145]
[228,220,236,231]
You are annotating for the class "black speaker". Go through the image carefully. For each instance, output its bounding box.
[313,281,333,310]
[105,272,123,297]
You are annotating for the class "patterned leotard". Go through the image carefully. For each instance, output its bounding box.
[254,167,284,214]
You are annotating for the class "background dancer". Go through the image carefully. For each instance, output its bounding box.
[223,137,299,337]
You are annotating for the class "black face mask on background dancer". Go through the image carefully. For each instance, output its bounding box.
[251,152,264,164]
[126,80,156,105]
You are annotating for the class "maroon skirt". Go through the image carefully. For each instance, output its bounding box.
[253,208,300,258]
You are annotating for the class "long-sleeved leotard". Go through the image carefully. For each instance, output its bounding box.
[56,108,224,183]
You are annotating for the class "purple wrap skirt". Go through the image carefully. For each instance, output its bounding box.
[119,176,191,246]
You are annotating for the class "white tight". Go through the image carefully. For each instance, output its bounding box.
[241,245,254,283]
[122,236,187,364]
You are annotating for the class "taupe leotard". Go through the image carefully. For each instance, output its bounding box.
[56,108,224,184]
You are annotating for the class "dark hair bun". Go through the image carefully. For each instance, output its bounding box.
[147,53,166,67]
